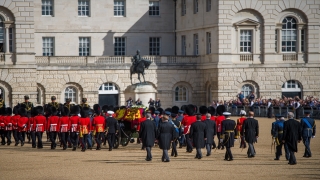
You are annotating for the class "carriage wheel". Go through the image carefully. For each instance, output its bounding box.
[121,131,132,146]
[113,134,120,149]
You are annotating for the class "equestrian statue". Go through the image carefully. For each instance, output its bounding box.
[130,50,152,84]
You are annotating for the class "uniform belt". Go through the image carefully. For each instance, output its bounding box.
[36,124,43,126]
[278,131,283,134]
[61,124,68,126]
[225,130,234,133]
[50,124,57,126]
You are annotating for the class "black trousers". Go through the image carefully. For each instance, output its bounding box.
[107,133,115,150]
[295,108,300,119]
[13,129,19,143]
[18,131,26,143]
[30,131,36,147]
[217,132,224,149]
[146,147,152,160]
[95,132,104,148]
[35,132,43,148]
[196,148,202,158]
[225,147,233,160]
[6,130,12,144]
[70,132,79,148]
[171,140,178,156]
[247,143,256,157]
[276,142,290,160]
[0,129,6,144]
[288,147,297,164]
[80,134,88,150]
[185,134,193,152]
[60,132,69,148]
[268,108,272,118]
[49,132,58,148]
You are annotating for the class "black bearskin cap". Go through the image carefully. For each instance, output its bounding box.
[185,104,195,116]
[149,107,155,114]
[70,105,80,115]
[102,105,109,113]
[61,106,70,116]
[208,106,216,116]
[165,108,172,113]
[181,105,187,112]
[93,104,101,115]
[31,107,38,117]
[5,107,12,116]
[171,106,179,114]
[216,105,226,116]
[36,106,44,115]
[19,107,27,117]
[157,108,163,115]
[81,107,90,118]
[50,106,58,116]
[199,106,208,115]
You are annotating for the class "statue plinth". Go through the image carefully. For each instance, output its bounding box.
[124,83,157,106]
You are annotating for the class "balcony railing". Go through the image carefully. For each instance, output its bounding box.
[240,54,253,61]
[283,54,298,61]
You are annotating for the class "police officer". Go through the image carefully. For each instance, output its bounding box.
[300,111,316,158]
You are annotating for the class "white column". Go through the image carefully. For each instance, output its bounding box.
[5,26,9,53]
[298,28,302,53]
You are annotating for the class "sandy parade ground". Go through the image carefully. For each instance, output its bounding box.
[0,117,319,180]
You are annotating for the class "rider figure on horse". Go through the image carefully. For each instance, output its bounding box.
[132,50,142,72]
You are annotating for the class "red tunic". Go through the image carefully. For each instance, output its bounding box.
[136,117,146,131]
[236,117,247,137]
[59,116,70,133]
[28,117,35,132]
[181,115,196,134]
[47,115,60,132]
[201,115,206,122]
[210,116,216,121]
[0,115,5,130]
[69,115,80,132]
[11,115,20,130]
[93,115,105,132]
[5,115,13,131]
[18,117,29,132]
[33,115,47,132]
[215,115,225,133]
[79,117,91,135]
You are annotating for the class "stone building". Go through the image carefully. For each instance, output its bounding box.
[0,0,319,108]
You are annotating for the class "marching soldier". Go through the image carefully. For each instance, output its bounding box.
[157,115,175,162]
[79,107,91,152]
[190,114,207,159]
[79,98,90,108]
[4,107,13,145]
[241,111,259,158]
[105,110,118,151]
[220,112,237,161]
[181,105,196,153]
[203,113,216,156]
[48,96,59,109]
[237,110,247,148]
[139,112,157,161]
[11,105,21,146]
[59,107,70,150]
[21,95,33,114]
[92,104,105,150]
[69,106,80,151]
[274,115,289,160]
[300,111,316,158]
[28,108,37,148]
[17,108,29,146]
[47,107,60,149]
[170,113,180,157]
[0,107,6,145]
[216,105,226,150]
[33,106,47,149]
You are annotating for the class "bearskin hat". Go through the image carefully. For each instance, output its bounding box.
[165,108,172,113]
[199,106,208,115]
[108,105,114,111]
[102,105,109,113]
[70,105,80,115]
[50,106,58,116]
[93,104,101,115]
[171,106,179,114]
[185,104,195,116]
[181,105,187,112]
[0,107,5,115]
[13,105,20,115]
[149,107,155,114]
[157,108,163,115]
[216,105,226,116]
[19,107,27,117]
[81,107,90,118]
[31,107,38,117]
[114,106,119,112]
[61,106,70,116]
[208,106,216,116]
[5,107,12,116]
[36,106,44,115]
[20,103,27,109]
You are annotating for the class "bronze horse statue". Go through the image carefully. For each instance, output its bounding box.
[130,59,151,84]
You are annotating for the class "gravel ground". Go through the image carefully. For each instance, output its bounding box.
[0,117,319,180]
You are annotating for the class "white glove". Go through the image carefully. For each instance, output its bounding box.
[312,136,315,138]
[219,139,223,143]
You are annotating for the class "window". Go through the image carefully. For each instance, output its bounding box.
[78,0,90,17]
[0,17,4,52]
[241,84,253,98]
[282,80,301,89]
[9,28,13,52]
[65,87,77,103]
[301,29,305,52]
[149,1,160,16]
[114,37,126,56]
[42,37,54,56]
[193,34,198,55]
[206,32,211,54]
[149,37,160,55]
[181,0,186,16]
[181,35,186,55]
[282,17,297,52]
[275,30,278,52]
[194,0,198,14]
[99,83,119,94]
[37,88,41,104]
[79,37,90,56]
[175,86,187,102]
[114,0,125,17]
[240,30,252,53]
[42,0,53,16]
[206,0,211,12]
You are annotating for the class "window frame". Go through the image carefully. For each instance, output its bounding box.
[149,1,160,16]
[206,32,211,54]
[99,83,119,94]
[239,30,253,53]
[281,17,297,53]
[42,37,54,56]
[194,0,198,14]
[193,34,198,55]
[281,80,301,92]
[114,0,126,17]
[64,86,77,103]
[174,85,188,102]
[79,37,90,56]
[149,37,161,55]
[181,0,186,16]
[206,0,211,12]
[42,0,54,16]
[301,29,305,52]
[114,37,126,56]
[78,0,90,17]
[181,35,186,55]
[241,84,253,98]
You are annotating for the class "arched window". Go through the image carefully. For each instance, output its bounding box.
[282,80,302,98]
[282,17,297,52]
[175,86,187,102]
[241,84,253,97]
[0,16,4,52]
[65,87,77,102]
[99,83,119,94]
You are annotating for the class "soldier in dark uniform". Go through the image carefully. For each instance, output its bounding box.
[274,115,289,160]
[300,111,316,158]
[48,96,59,109]
[0,94,5,109]
[282,112,302,165]
[170,113,180,157]
[190,114,207,159]
[241,111,259,158]
[79,98,90,108]
[64,98,74,111]
[203,113,216,156]
[21,95,33,115]
[105,111,119,151]
[139,112,157,161]
[157,115,175,162]
[220,112,237,161]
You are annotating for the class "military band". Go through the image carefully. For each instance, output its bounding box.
[0,96,317,165]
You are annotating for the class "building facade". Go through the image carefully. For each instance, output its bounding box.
[0,0,319,108]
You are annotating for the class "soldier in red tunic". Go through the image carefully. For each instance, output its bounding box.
[79,107,91,152]
[17,108,29,146]
[208,106,217,149]
[4,107,13,145]
[216,105,226,150]
[181,105,197,153]
[33,106,47,149]
[237,110,247,148]
[92,104,105,150]
[199,106,208,121]
[47,107,60,149]
[28,108,37,148]
[59,107,70,150]
[0,107,6,145]
[11,105,20,146]
[69,106,80,151]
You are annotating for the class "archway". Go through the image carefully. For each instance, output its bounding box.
[98,83,119,107]
[281,80,302,98]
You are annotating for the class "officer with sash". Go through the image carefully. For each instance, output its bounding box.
[220,112,237,161]
[300,111,316,158]
[274,115,289,160]
[79,98,90,108]
[48,96,59,109]
[170,113,180,157]
[22,95,33,114]
[64,98,74,111]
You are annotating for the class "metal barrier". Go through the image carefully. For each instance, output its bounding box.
[224,106,320,120]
